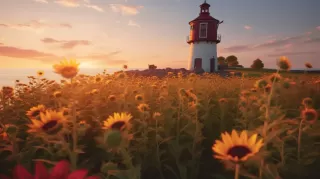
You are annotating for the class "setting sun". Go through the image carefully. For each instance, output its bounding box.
[79,61,96,69]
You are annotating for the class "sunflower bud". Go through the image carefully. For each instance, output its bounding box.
[104,130,122,148]
[5,124,18,135]
[254,79,268,89]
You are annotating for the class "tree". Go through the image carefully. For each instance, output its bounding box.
[226,55,239,67]
[148,64,157,70]
[217,56,226,65]
[251,58,264,69]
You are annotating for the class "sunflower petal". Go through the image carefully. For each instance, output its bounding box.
[248,134,258,147]
[231,130,240,145]
[242,131,249,144]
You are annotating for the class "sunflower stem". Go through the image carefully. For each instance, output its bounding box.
[155,117,165,179]
[71,100,78,170]
[297,119,304,163]
[234,164,240,179]
[259,160,264,179]
[265,68,280,121]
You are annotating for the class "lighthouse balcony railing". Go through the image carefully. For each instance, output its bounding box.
[186,34,222,43]
[217,34,221,42]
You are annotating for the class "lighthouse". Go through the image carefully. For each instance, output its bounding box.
[187,0,223,72]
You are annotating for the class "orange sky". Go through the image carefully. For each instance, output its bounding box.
[1,0,320,69]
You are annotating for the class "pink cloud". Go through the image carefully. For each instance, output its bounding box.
[110,4,143,15]
[54,0,81,7]
[0,43,124,64]
[53,0,104,12]
[222,34,319,53]
[41,38,91,49]
[244,25,252,30]
[0,20,72,30]
[34,0,48,3]
[0,45,57,59]
[317,26,320,31]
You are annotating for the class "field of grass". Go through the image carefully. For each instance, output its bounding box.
[0,59,320,179]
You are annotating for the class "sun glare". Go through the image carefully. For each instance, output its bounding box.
[79,61,95,69]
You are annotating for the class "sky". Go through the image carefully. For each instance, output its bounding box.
[0,0,320,69]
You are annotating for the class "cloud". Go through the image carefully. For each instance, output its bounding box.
[41,38,91,49]
[84,4,104,12]
[54,0,81,7]
[110,4,143,15]
[0,43,124,65]
[128,20,140,28]
[304,37,320,44]
[0,20,72,31]
[0,45,57,59]
[53,0,104,12]
[244,25,252,30]
[222,45,251,53]
[274,43,293,51]
[222,34,308,53]
[34,0,48,3]
[267,51,317,57]
[317,26,320,31]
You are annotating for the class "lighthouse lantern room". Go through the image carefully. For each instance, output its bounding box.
[187,0,223,72]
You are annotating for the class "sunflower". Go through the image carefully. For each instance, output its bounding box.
[269,73,282,83]
[37,70,44,76]
[26,105,46,120]
[103,112,132,131]
[212,130,263,163]
[305,62,312,69]
[53,59,80,79]
[137,103,150,112]
[301,108,318,124]
[53,91,62,98]
[27,110,66,135]
[95,76,102,82]
[219,98,228,104]
[277,56,291,71]
[108,95,116,102]
[135,94,143,101]
[302,97,313,108]
[254,79,268,89]
[2,86,14,98]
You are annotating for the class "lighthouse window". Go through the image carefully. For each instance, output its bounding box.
[199,23,208,38]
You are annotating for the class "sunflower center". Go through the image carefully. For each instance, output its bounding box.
[42,120,58,131]
[227,145,252,159]
[110,121,126,130]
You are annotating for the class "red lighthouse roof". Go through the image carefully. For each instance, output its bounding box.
[189,0,219,24]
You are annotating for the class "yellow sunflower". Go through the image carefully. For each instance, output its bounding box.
[27,110,66,135]
[137,103,150,112]
[103,112,132,131]
[26,105,46,120]
[53,59,80,79]
[212,130,263,163]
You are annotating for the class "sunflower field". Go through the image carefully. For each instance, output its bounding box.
[0,57,320,179]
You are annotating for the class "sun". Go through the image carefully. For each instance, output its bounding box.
[79,61,95,69]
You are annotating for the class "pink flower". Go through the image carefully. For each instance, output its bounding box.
[0,160,99,179]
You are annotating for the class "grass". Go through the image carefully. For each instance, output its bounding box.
[0,61,320,179]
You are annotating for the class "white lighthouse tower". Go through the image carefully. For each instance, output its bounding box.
[187,0,223,72]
